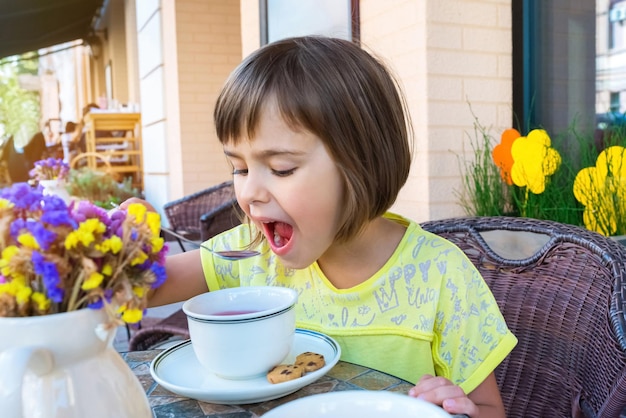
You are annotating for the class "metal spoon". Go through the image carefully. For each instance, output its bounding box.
[160,226,260,260]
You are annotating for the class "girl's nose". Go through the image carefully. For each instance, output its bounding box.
[236,173,269,206]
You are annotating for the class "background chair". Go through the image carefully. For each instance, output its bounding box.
[162,180,242,251]
[420,216,626,418]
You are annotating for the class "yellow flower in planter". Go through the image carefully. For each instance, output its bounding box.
[510,129,561,194]
[573,146,626,236]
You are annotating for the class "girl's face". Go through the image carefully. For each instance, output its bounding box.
[223,101,344,269]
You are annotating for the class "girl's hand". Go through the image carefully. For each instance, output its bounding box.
[408,374,478,417]
[118,197,157,212]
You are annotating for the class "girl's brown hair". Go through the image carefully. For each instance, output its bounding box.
[215,36,413,243]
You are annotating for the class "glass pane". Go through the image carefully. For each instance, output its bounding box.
[596,0,626,132]
[267,0,352,43]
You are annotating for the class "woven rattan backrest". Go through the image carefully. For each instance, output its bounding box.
[163,180,238,240]
[421,216,626,418]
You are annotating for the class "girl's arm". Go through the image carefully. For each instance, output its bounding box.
[148,249,208,307]
[408,372,505,418]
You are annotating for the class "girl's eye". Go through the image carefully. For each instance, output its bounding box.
[272,168,296,177]
[232,168,248,176]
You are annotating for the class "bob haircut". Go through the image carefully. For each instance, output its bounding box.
[214,36,412,243]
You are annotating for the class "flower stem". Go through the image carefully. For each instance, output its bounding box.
[67,269,86,312]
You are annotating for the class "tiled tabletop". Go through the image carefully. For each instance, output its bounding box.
[122,349,416,417]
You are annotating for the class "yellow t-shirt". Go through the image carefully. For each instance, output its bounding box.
[201,213,517,393]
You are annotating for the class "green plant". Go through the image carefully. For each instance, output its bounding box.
[456,117,514,217]
[66,168,141,209]
[457,113,626,235]
[0,54,40,146]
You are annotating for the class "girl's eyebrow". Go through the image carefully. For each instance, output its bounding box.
[223,148,306,159]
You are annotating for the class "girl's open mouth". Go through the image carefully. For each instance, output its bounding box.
[264,221,293,250]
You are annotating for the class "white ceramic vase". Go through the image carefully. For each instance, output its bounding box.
[0,308,151,418]
[39,179,72,204]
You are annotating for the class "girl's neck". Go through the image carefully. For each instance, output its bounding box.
[317,216,406,289]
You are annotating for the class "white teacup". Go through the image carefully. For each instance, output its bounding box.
[182,286,298,380]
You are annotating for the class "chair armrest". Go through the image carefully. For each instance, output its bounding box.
[163,180,234,238]
[199,198,242,241]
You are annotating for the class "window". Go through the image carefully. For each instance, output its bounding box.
[513,0,626,137]
[259,0,359,45]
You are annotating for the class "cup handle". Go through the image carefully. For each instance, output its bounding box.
[0,346,54,416]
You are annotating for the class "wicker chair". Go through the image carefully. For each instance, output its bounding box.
[162,180,242,251]
[420,216,626,418]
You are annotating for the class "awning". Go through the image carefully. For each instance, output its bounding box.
[0,0,104,59]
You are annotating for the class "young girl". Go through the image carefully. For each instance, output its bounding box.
[137,36,517,418]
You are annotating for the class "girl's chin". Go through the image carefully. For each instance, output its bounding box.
[269,246,316,269]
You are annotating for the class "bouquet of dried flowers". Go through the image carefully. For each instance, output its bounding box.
[29,158,70,181]
[0,183,168,325]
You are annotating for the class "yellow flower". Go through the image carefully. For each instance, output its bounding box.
[0,198,14,209]
[17,233,40,250]
[133,286,145,298]
[102,263,113,276]
[128,203,147,223]
[65,219,107,249]
[573,146,626,236]
[15,285,32,305]
[146,212,161,235]
[31,292,50,311]
[120,307,143,324]
[131,250,148,266]
[82,272,104,290]
[150,236,164,254]
[95,236,123,254]
[510,129,561,194]
[0,279,30,301]
[0,246,20,278]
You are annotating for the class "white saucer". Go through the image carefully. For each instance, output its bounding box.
[150,328,341,404]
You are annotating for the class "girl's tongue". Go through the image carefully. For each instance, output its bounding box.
[271,222,293,248]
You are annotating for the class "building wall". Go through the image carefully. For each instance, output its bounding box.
[422,0,513,221]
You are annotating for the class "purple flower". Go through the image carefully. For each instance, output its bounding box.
[41,209,76,228]
[155,243,169,265]
[9,218,27,238]
[87,289,113,309]
[47,287,65,304]
[109,210,126,237]
[0,183,42,211]
[32,252,63,302]
[71,201,110,226]
[150,263,167,289]
[27,221,57,250]
[30,158,70,181]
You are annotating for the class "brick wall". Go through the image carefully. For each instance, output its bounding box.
[361,0,512,221]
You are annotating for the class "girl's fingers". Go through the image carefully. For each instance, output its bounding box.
[442,397,478,417]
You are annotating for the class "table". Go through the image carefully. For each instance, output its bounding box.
[122,349,416,417]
